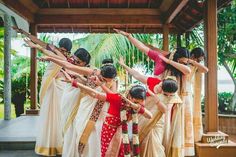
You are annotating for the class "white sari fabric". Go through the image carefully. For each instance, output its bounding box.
[183,66,197,156]
[62,86,108,157]
[138,96,165,157]
[35,63,65,156]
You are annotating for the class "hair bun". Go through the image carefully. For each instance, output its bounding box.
[102,58,113,65]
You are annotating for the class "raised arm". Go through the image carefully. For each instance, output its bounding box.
[24,39,66,61]
[188,59,209,73]
[119,57,148,84]
[144,43,170,56]
[91,76,116,94]
[159,55,191,75]
[41,56,94,76]
[147,89,167,113]
[13,26,47,48]
[73,80,106,101]
[114,29,150,55]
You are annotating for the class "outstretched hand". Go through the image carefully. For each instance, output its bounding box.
[24,38,39,48]
[90,75,103,86]
[118,57,125,65]
[113,28,130,37]
[12,26,22,33]
[36,56,50,62]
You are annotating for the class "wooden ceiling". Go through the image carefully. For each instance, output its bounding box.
[0,0,232,33]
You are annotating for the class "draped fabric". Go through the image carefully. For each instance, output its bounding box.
[138,96,165,157]
[35,63,65,156]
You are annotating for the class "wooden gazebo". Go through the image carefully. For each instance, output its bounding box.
[1,0,235,156]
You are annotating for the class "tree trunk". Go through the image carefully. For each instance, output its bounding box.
[222,59,236,111]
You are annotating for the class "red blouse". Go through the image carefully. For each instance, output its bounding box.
[146,77,161,96]
[147,49,166,76]
[106,93,122,117]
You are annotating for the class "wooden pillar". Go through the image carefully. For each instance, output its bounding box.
[163,24,169,51]
[26,23,39,115]
[3,13,11,120]
[204,0,218,132]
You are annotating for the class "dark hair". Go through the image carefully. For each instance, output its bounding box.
[190,47,205,59]
[162,79,178,93]
[59,38,72,52]
[129,85,146,100]
[100,63,117,79]
[166,47,190,77]
[74,48,91,65]
[102,58,113,64]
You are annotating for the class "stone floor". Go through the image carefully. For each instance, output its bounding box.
[0,116,37,142]
[0,116,235,157]
[0,150,39,157]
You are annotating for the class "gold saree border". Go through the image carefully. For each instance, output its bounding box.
[35,146,62,156]
[40,64,61,104]
[63,92,85,133]
[139,111,163,143]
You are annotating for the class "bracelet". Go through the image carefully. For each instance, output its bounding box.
[138,105,145,114]
[72,79,78,88]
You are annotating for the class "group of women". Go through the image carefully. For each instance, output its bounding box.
[15,27,208,157]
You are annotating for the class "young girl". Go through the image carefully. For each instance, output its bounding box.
[119,57,182,157]
[67,79,152,157]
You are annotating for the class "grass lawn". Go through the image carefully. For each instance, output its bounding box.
[0,100,31,119]
[0,104,16,119]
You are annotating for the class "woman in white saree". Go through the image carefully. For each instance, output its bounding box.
[24,39,91,156]
[42,56,118,157]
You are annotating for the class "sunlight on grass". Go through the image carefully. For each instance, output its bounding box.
[0,100,31,119]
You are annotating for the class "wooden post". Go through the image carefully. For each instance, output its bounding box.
[3,13,11,120]
[204,0,218,132]
[163,24,169,51]
[26,23,39,115]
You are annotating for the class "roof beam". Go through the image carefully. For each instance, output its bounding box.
[35,14,162,26]
[36,8,161,16]
[163,0,189,24]
[1,0,34,22]
[19,0,39,13]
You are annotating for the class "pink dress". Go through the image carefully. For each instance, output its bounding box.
[147,49,166,76]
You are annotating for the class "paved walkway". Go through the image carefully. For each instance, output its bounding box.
[0,150,39,157]
[0,116,37,142]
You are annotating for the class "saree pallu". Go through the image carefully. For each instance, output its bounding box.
[35,63,65,156]
[138,96,165,157]
[193,70,203,142]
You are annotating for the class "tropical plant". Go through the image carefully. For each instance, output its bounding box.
[218,1,236,110]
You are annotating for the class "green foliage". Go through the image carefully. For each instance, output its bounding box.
[201,92,235,114]
[218,2,236,75]
[73,33,159,75]
[218,92,235,114]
